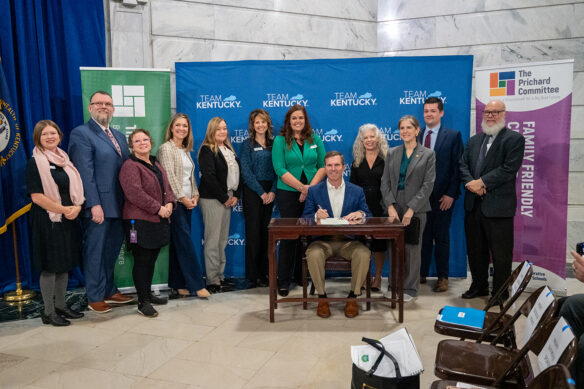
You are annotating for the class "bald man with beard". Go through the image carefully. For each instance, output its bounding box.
[459,100,525,301]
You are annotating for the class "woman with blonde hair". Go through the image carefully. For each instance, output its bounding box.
[157,113,209,298]
[27,120,85,326]
[349,123,389,291]
[198,117,241,293]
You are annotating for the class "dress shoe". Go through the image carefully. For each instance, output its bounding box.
[461,288,489,299]
[55,307,84,319]
[316,301,331,318]
[41,312,70,326]
[256,277,268,287]
[149,294,168,305]
[420,276,427,284]
[433,278,449,293]
[207,284,221,294]
[88,301,112,313]
[221,278,235,286]
[196,288,211,298]
[137,302,158,318]
[344,300,359,318]
[105,292,134,304]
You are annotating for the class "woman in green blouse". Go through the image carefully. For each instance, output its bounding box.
[272,105,326,296]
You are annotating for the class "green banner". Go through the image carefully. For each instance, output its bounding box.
[80,67,171,288]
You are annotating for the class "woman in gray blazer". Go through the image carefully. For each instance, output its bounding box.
[381,115,435,302]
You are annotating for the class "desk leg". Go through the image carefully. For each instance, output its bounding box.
[268,233,276,323]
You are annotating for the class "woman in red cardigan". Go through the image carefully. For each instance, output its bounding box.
[119,129,175,317]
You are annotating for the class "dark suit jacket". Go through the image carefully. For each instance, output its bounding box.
[302,180,371,219]
[418,126,463,207]
[68,118,130,218]
[459,127,525,217]
[198,145,242,203]
[380,145,436,215]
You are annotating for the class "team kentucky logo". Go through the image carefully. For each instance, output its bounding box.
[196,94,242,109]
[262,93,308,108]
[330,91,377,107]
[0,96,21,167]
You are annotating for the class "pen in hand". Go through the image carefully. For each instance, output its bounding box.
[316,205,329,219]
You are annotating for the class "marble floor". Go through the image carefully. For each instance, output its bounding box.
[1,275,583,389]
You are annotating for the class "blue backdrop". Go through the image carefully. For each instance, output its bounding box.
[176,56,473,278]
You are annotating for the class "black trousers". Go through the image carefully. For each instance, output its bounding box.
[464,203,513,295]
[131,245,160,303]
[276,189,305,286]
[420,206,453,279]
[243,182,274,282]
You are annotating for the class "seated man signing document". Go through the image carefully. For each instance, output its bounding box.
[301,151,372,319]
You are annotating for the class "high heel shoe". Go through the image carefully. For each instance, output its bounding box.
[41,312,70,326]
[196,288,211,298]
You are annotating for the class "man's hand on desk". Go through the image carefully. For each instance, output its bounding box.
[343,211,365,221]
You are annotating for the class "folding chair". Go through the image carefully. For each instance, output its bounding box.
[430,363,575,389]
[435,261,533,345]
[434,316,578,388]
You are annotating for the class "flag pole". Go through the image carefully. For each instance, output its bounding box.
[3,222,35,301]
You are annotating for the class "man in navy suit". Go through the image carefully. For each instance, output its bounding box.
[302,151,372,319]
[459,99,525,300]
[418,97,463,292]
[69,91,133,313]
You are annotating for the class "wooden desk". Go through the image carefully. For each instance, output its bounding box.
[267,217,405,323]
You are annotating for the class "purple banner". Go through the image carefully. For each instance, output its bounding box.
[475,60,574,292]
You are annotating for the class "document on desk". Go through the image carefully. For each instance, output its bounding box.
[350,328,423,377]
[319,218,349,225]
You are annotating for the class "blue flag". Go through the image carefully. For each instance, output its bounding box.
[0,61,30,234]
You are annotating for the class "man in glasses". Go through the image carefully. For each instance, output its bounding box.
[69,91,133,313]
[459,99,525,301]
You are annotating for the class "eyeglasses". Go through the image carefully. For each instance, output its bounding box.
[133,138,151,144]
[90,102,114,107]
[483,110,505,117]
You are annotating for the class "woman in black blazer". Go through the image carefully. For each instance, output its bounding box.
[198,117,241,293]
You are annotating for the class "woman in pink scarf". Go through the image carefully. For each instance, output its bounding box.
[26,120,85,326]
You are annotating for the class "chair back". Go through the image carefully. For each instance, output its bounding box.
[493,317,577,386]
[485,260,533,312]
[487,286,556,346]
[528,364,575,389]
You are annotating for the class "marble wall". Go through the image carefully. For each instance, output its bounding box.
[108,0,584,256]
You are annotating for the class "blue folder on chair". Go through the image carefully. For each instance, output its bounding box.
[437,306,486,330]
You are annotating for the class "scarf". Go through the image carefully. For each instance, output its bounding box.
[32,146,85,222]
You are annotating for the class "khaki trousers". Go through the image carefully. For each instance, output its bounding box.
[305,240,371,295]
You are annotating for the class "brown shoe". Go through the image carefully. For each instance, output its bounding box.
[420,276,427,284]
[316,301,331,318]
[433,278,449,292]
[88,301,112,313]
[344,300,359,318]
[105,292,134,304]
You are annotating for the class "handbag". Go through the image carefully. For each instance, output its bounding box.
[404,216,420,245]
[351,337,420,389]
